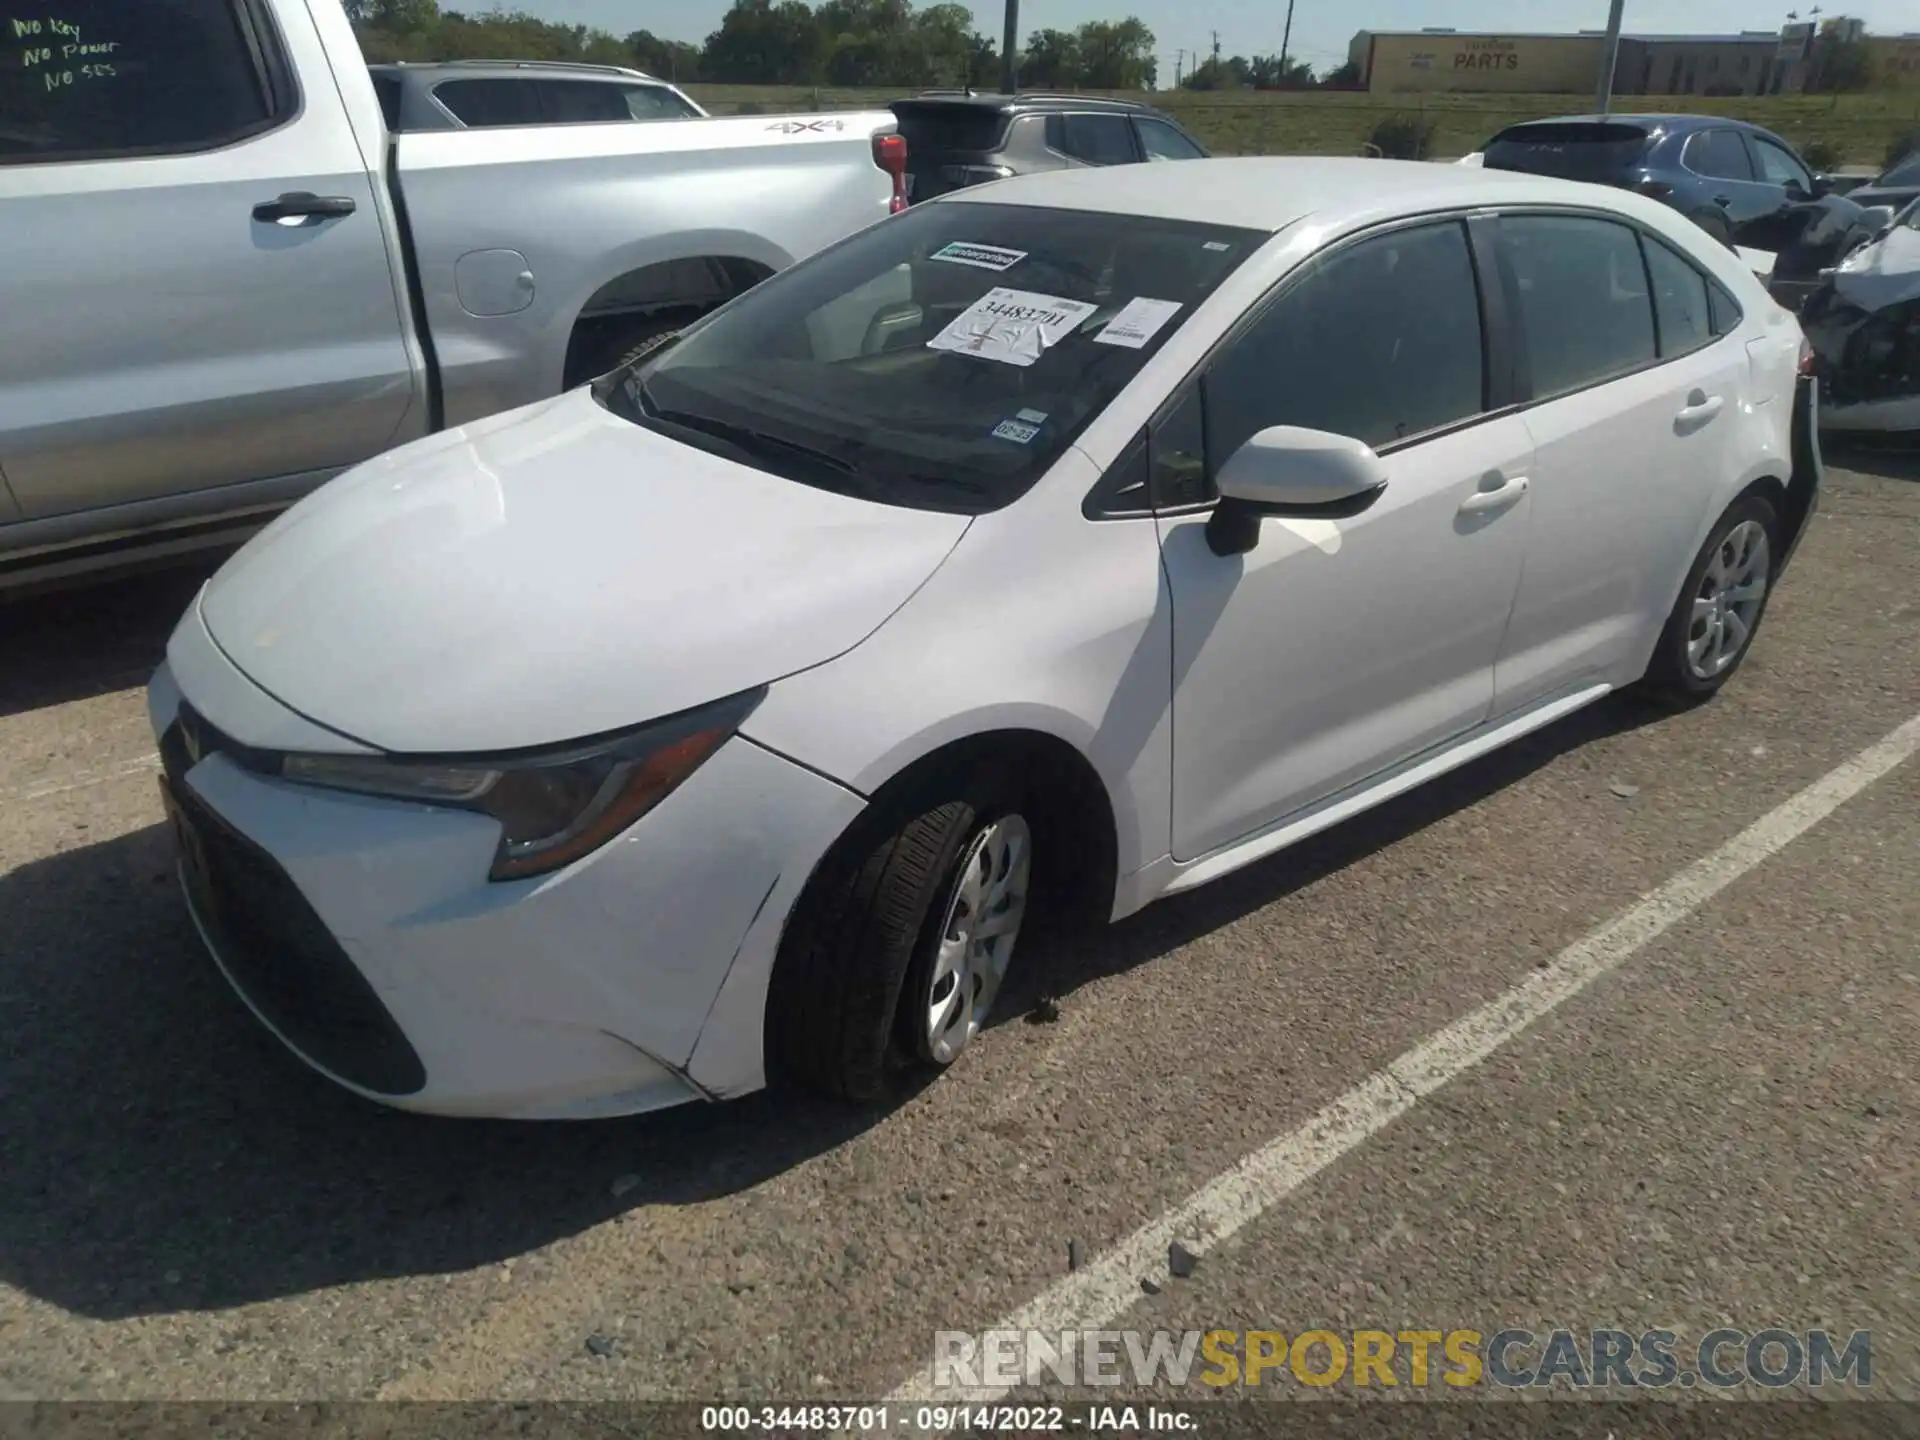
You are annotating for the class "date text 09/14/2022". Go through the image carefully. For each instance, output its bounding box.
[700,1404,1198,1432]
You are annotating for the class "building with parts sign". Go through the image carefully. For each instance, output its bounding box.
[1347,23,1883,95]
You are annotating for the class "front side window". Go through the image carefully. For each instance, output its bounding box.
[1684,128,1755,181]
[1052,113,1138,165]
[434,77,542,128]
[620,83,699,120]
[601,202,1266,514]
[1203,220,1487,465]
[0,0,279,163]
[1500,214,1655,400]
[1642,235,1714,357]
[1753,136,1813,191]
[1137,117,1206,162]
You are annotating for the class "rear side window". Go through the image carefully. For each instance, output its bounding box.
[1204,220,1487,459]
[1684,128,1755,181]
[1500,215,1656,399]
[0,0,283,163]
[1481,122,1650,181]
[434,77,543,128]
[536,80,632,124]
[1049,113,1138,166]
[1642,236,1714,357]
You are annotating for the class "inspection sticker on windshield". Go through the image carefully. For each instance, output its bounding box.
[930,242,1029,272]
[1094,296,1184,350]
[927,288,1098,368]
[992,410,1048,444]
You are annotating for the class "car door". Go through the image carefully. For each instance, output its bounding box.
[1679,125,1773,240]
[1739,131,1822,255]
[1134,115,1208,162]
[1156,218,1535,861]
[1489,211,1750,712]
[0,0,416,525]
[1046,112,1142,168]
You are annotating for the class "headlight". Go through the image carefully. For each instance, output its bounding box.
[276,688,764,882]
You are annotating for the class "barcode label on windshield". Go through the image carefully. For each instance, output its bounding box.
[1095,297,1184,350]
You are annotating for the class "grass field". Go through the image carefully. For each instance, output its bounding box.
[683,83,1920,167]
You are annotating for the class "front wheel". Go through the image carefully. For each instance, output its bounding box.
[768,768,1035,1103]
[1640,494,1779,706]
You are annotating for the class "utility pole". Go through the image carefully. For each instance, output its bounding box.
[1594,0,1626,113]
[1278,0,1296,79]
[1211,29,1221,65]
[1000,0,1018,93]
[1174,48,1187,86]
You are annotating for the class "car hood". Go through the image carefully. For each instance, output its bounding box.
[198,389,971,754]
[1820,223,1920,313]
[1845,185,1919,213]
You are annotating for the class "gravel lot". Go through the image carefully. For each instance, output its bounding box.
[2,443,1915,1411]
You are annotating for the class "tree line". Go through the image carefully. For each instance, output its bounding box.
[347,0,1359,91]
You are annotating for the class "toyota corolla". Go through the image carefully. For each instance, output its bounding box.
[149,158,1822,1119]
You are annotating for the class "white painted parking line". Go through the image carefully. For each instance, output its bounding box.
[888,710,1920,1406]
[11,752,161,803]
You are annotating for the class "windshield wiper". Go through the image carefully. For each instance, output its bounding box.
[650,406,862,479]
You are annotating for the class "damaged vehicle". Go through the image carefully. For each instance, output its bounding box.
[1801,197,1920,435]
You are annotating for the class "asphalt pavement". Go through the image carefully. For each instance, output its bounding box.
[1,443,1915,1416]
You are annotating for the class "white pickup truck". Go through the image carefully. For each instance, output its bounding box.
[0,0,905,587]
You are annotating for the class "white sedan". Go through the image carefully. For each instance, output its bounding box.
[148,157,1823,1119]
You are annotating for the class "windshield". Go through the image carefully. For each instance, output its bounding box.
[1879,154,1920,188]
[599,201,1267,514]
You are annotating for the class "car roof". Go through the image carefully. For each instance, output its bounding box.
[894,91,1160,115]
[1498,112,1770,135]
[939,155,1606,231]
[367,60,665,85]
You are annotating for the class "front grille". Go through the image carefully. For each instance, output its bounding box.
[163,718,427,1097]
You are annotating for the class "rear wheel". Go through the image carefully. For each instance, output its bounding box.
[1640,494,1779,706]
[768,766,1034,1103]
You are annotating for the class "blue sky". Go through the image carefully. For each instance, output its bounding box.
[528,1,1916,77]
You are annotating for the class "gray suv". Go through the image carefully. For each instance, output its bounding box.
[888,92,1209,204]
[368,60,706,132]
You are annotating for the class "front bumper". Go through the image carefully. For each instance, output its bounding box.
[148,659,864,1120]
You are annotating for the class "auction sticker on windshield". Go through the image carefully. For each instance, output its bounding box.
[927,288,1099,368]
[929,242,1028,272]
[1095,297,1184,350]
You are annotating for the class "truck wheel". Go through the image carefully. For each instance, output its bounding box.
[767,764,1034,1104]
[563,304,710,388]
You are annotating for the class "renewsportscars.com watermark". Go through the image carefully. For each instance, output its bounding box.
[931,1328,1873,1391]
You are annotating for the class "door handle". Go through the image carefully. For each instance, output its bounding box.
[1457,475,1529,515]
[1712,195,1732,207]
[252,191,357,223]
[1675,391,1725,429]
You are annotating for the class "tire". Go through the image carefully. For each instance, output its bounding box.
[562,304,711,389]
[1639,493,1781,707]
[768,765,1034,1103]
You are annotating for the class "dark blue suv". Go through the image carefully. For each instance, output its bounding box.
[1479,113,1885,308]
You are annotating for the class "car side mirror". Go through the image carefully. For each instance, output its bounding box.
[1810,173,1836,198]
[1206,425,1387,557]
